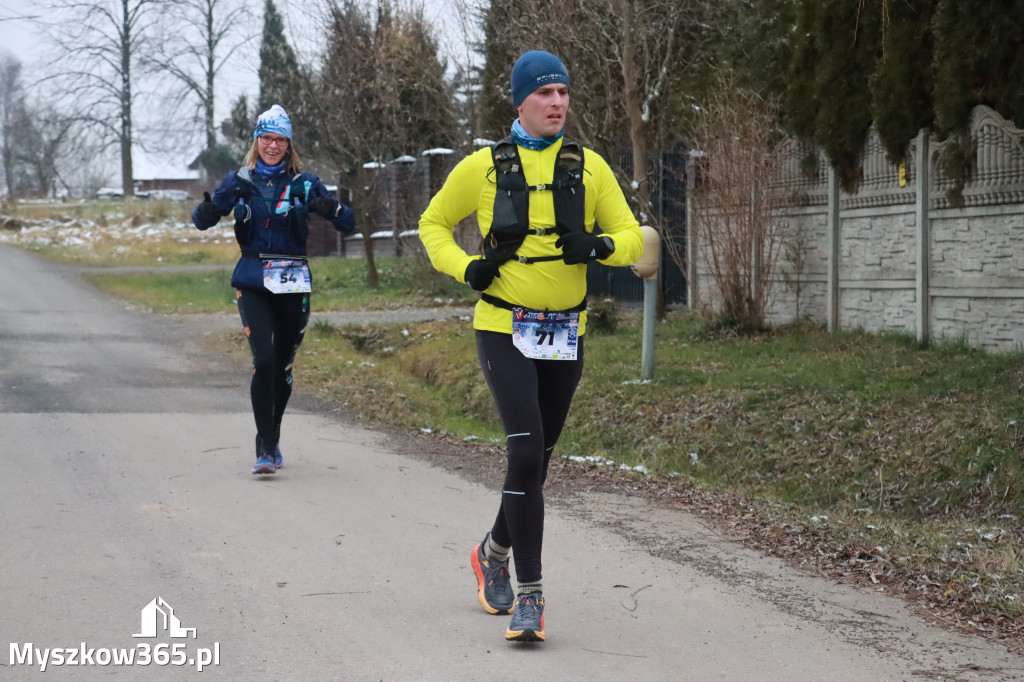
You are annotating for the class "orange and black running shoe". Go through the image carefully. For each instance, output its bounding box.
[505,592,545,642]
[471,535,514,615]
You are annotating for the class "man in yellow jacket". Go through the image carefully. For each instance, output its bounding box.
[419,49,643,643]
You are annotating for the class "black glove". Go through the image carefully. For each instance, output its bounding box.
[464,259,501,291]
[555,231,614,265]
[196,191,221,224]
[307,195,337,218]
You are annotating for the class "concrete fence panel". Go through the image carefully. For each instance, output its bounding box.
[690,105,1024,353]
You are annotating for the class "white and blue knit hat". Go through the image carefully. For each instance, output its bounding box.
[253,104,292,140]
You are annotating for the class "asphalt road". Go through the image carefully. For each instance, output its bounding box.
[1,244,1021,681]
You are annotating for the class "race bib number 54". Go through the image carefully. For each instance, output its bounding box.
[263,259,311,294]
[511,308,579,360]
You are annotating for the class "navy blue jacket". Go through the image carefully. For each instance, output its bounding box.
[192,167,356,290]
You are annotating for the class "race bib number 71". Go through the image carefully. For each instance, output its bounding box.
[511,308,579,360]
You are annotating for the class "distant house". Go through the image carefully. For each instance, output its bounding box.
[132,147,204,198]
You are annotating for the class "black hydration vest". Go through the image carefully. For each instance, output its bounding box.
[485,136,586,266]
[481,137,589,312]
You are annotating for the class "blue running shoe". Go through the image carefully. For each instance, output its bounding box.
[253,435,276,475]
[252,454,276,475]
[505,592,545,642]
[471,536,514,614]
[273,445,283,470]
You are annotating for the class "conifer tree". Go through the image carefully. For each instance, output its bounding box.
[378,6,455,152]
[227,94,252,150]
[477,0,521,142]
[0,54,28,198]
[781,1,819,143]
[316,0,455,163]
[257,0,300,113]
[932,0,1024,135]
[869,0,934,164]
[703,0,798,101]
[257,0,316,154]
[199,91,249,182]
[808,0,879,189]
[783,0,1023,194]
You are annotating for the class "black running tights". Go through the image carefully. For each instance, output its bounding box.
[476,330,585,584]
[236,288,310,449]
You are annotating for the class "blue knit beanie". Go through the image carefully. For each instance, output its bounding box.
[253,104,292,140]
[511,50,570,107]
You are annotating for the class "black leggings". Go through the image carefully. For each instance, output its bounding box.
[476,330,585,584]
[236,288,310,448]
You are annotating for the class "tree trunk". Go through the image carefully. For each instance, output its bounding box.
[204,3,216,149]
[120,3,134,198]
[620,1,651,218]
[363,234,380,289]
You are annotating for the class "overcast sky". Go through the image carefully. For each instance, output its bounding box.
[0,0,480,181]
[0,0,479,112]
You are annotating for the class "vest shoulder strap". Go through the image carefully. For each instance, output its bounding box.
[232,170,253,201]
[492,137,525,191]
[552,139,584,189]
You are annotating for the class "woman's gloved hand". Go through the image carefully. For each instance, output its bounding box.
[196,191,221,223]
[307,195,338,218]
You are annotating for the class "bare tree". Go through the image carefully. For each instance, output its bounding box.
[0,54,29,199]
[477,0,706,227]
[148,0,251,150]
[313,0,456,288]
[681,74,785,332]
[40,0,164,197]
[16,105,76,196]
[599,0,704,224]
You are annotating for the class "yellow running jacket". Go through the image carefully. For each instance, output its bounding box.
[418,140,643,335]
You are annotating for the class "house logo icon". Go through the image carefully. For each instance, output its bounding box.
[132,597,197,639]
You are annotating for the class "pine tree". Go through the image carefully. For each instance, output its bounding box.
[869,0,934,164]
[227,94,252,150]
[932,0,1024,135]
[781,1,820,142]
[703,0,799,102]
[809,0,880,190]
[477,0,521,142]
[258,0,300,113]
[783,0,1024,192]
[257,0,316,154]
